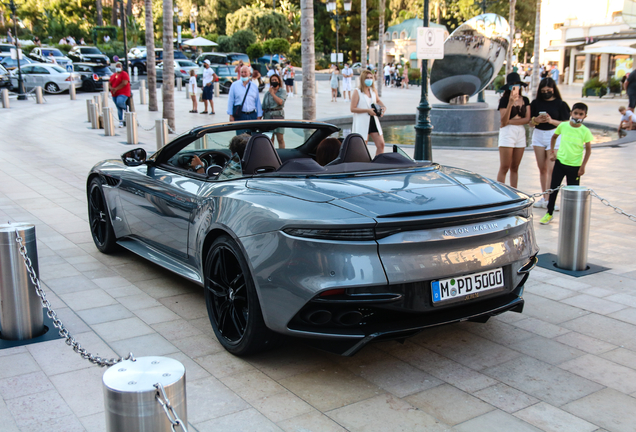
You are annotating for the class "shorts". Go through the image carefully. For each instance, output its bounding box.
[285,78,294,86]
[532,128,560,150]
[342,78,352,91]
[498,125,526,148]
[202,84,213,100]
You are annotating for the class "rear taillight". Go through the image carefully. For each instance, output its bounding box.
[93,73,99,81]
[65,75,73,81]
[180,69,186,74]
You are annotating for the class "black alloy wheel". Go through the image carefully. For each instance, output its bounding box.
[88,178,118,253]
[204,236,280,356]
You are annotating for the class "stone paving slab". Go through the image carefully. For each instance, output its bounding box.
[0,83,635,431]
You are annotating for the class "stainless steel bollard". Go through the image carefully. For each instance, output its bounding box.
[103,82,110,107]
[103,107,115,136]
[69,82,76,100]
[35,86,44,104]
[214,81,220,98]
[293,81,297,95]
[557,186,592,271]
[126,112,138,145]
[156,119,169,150]
[139,80,147,105]
[185,84,190,99]
[2,88,9,108]
[0,223,44,340]
[177,76,182,91]
[90,101,99,129]
[86,99,92,121]
[103,356,187,432]
[103,81,110,94]
[94,94,102,113]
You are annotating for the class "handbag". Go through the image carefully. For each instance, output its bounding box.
[233,82,251,118]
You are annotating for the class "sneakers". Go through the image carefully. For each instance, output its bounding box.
[554,204,560,212]
[533,197,545,208]
[118,121,124,128]
[539,213,553,225]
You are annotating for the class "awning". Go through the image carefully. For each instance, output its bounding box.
[545,41,584,51]
[585,39,636,49]
[410,52,417,60]
[583,45,636,55]
[182,37,218,47]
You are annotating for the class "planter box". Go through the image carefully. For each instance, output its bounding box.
[582,87,608,98]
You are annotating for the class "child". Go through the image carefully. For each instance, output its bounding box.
[188,70,197,113]
[618,106,636,132]
[540,102,592,224]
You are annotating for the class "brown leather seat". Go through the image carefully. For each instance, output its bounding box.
[242,134,282,174]
[327,133,371,165]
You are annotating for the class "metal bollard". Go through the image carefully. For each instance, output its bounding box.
[94,94,102,113]
[156,119,169,150]
[103,356,187,432]
[103,81,110,95]
[557,186,592,271]
[86,99,92,122]
[2,88,9,108]
[103,82,110,107]
[90,101,99,129]
[214,81,220,98]
[35,86,44,104]
[69,82,76,100]
[177,76,182,91]
[293,81,297,95]
[139,80,147,105]
[185,84,190,99]
[103,107,115,136]
[126,112,138,145]
[0,223,45,340]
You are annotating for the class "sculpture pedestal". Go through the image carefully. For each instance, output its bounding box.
[428,103,500,136]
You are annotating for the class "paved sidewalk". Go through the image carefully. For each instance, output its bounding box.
[0,85,635,432]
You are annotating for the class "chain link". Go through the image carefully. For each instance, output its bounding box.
[136,119,156,132]
[155,383,188,432]
[12,225,134,367]
[528,185,563,199]
[588,188,636,222]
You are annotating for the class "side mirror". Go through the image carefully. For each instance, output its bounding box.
[121,148,147,166]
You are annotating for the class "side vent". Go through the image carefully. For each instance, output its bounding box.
[102,175,121,187]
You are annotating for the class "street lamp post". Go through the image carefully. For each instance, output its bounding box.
[413,0,432,161]
[118,0,129,72]
[326,0,352,66]
[477,0,488,103]
[513,32,524,66]
[174,6,183,46]
[6,0,25,100]
[190,6,198,38]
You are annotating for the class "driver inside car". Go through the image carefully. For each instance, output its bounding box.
[178,154,206,174]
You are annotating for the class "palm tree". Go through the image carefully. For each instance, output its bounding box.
[377,0,385,97]
[531,0,541,98]
[97,0,103,26]
[162,0,175,131]
[506,0,516,75]
[361,0,366,68]
[301,0,315,120]
[144,0,158,111]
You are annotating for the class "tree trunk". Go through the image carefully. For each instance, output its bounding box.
[377,0,385,97]
[361,0,367,68]
[301,0,315,121]
[506,0,516,75]
[97,0,103,26]
[127,0,133,17]
[111,0,118,26]
[531,0,541,100]
[163,0,175,130]
[145,0,158,111]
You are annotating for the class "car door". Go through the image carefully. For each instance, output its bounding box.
[156,62,163,80]
[18,65,36,90]
[31,66,49,88]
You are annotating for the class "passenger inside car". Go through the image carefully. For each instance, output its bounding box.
[315,138,342,166]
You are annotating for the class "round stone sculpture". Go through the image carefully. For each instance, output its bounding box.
[431,13,510,103]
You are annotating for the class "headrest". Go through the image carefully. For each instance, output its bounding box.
[242,134,282,175]
[327,133,371,165]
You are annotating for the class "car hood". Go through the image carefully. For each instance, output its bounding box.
[246,166,527,218]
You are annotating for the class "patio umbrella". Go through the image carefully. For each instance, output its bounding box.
[583,45,636,55]
[182,37,218,47]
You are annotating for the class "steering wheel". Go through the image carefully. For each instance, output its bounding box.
[198,151,231,168]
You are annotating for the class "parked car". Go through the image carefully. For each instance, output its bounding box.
[156,60,199,83]
[67,46,110,65]
[0,43,14,60]
[195,52,228,67]
[1,56,34,71]
[130,49,188,75]
[29,47,73,68]
[196,64,237,93]
[73,62,113,92]
[128,46,146,59]
[226,52,250,67]
[86,120,539,357]
[0,64,10,88]
[10,63,81,93]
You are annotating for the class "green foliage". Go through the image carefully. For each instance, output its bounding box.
[96,41,127,62]
[609,77,622,93]
[582,77,607,97]
[226,5,290,41]
[493,75,505,91]
[269,38,290,55]
[246,43,264,60]
[407,68,421,81]
[288,42,301,66]
[217,35,233,52]
[316,57,331,70]
[231,29,257,53]
[203,34,219,43]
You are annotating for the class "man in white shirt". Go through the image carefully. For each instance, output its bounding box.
[201,60,218,114]
[103,34,111,43]
[384,64,391,86]
[228,65,263,133]
[341,63,353,100]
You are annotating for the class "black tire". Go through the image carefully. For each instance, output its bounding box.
[204,235,280,356]
[133,64,146,75]
[87,178,118,254]
[44,82,60,93]
[82,80,96,92]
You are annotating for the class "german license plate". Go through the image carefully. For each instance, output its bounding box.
[431,268,504,304]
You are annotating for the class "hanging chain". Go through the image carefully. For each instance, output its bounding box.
[12,225,134,367]
[528,185,562,199]
[166,123,177,134]
[588,189,636,222]
[136,119,156,132]
[155,383,188,432]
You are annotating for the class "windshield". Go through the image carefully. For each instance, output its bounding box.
[0,45,11,53]
[178,60,197,67]
[0,64,7,74]
[215,66,232,76]
[81,47,102,54]
[93,66,111,74]
[227,53,250,64]
[42,49,64,57]
[174,51,187,59]
[190,127,320,151]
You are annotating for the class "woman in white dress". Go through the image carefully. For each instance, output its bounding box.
[330,65,340,102]
[350,70,387,155]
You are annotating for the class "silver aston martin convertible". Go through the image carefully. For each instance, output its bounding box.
[87,120,539,356]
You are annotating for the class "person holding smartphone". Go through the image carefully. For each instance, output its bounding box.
[497,72,531,188]
[530,77,571,208]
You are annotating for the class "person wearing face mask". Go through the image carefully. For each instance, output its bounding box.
[262,73,287,148]
[529,77,571,209]
[227,65,263,134]
[350,70,387,155]
[109,62,131,128]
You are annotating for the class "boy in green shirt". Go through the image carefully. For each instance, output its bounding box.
[540,102,592,225]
